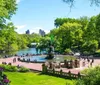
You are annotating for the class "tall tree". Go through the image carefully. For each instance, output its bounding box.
[54,18,79,28]
[95,14,100,48]
[57,22,83,52]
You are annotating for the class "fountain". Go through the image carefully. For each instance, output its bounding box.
[45,37,54,59]
[45,45,54,59]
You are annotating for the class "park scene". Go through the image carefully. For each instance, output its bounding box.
[0,0,100,85]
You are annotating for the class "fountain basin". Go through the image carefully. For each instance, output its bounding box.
[19,56,47,63]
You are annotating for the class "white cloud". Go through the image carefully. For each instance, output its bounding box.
[15,25,50,34]
[30,27,50,34]
[15,25,26,29]
[16,0,21,4]
[15,25,27,34]
[30,27,43,34]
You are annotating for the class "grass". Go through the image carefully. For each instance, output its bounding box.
[4,72,76,85]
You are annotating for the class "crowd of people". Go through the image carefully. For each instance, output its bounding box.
[80,57,94,67]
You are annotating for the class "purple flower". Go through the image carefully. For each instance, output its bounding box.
[3,74,7,79]
[0,83,3,85]
[3,79,10,83]
[0,67,3,71]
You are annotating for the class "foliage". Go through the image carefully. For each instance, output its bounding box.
[0,0,42,53]
[0,64,17,72]
[64,48,72,54]
[54,18,80,28]
[0,64,29,72]
[75,79,85,85]
[96,49,100,53]
[0,23,18,52]
[0,0,18,53]
[54,22,83,53]
[66,80,77,85]
[82,40,98,54]
[0,30,41,53]
[19,66,30,72]
[0,0,17,23]
[47,14,100,55]
[36,36,51,54]
[79,66,100,85]
[0,67,10,85]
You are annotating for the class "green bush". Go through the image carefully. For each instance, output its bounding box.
[64,48,72,54]
[75,79,84,85]
[0,64,18,72]
[0,64,30,72]
[66,80,77,85]
[19,66,29,72]
[78,66,100,85]
[6,65,18,72]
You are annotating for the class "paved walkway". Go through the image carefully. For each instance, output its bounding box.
[0,57,100,74]
[0,57,42,71]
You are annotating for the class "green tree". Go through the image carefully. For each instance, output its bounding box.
[84,16,96,40]
[95,14,100,48]
[0,0,17,53]
[57,22,83,52]
[0,0,17,21]
[78,16,89,31]
[0,22,18,52]
[82,40,98,54]
[54,18,79,28]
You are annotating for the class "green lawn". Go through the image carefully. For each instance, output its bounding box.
[4,72,76,85]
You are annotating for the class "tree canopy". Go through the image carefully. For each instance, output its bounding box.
[45,14,100,55]
[0,0,17,18]
[0,0,17,24]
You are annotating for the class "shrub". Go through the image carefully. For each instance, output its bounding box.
[78,66,100,85]
[0,64,30,72]
[64,48,73,55]
[6,65,18,72]
[66,80,77,85]
[19,66,30,72]
[0,64,18,72]
[75,79,85,85]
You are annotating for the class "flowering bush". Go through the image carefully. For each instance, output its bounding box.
[0,67,10,85]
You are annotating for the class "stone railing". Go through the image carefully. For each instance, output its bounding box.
[42,63,84,79]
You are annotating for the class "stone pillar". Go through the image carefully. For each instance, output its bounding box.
[42,63,47,73]
[74,59,78,68]
[69,60,73,68]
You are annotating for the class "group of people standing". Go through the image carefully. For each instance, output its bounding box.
[82,57,94,67]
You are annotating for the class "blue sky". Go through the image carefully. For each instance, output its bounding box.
[13,0,100,34]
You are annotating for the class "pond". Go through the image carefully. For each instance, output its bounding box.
[0,48,76,63]
[17,48,76,63]
[17,48,37,55]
